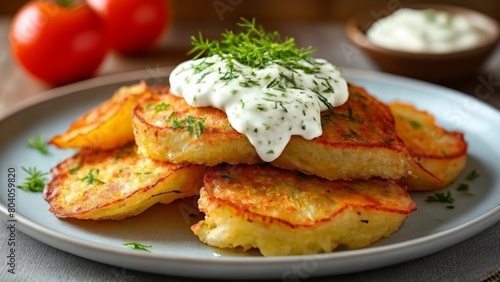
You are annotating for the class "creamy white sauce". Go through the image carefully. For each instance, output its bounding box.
[366,8,490,53]
[169,55,348,162]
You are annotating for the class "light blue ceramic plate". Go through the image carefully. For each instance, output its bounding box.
[1,68,499,279]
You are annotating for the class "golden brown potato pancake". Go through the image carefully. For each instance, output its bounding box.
[390,102,467,190]
[133,92,261,166]
[50,82,154,150]
[192,164,416,256]
[44,143,206,220]
[133,84,411,181]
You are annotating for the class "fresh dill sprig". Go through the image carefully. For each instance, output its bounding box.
[166,113,207,138]
[457,183,472,195]
[27,134,49,155]
[188,18,317,72]
[68,164,82,175]
[123,242,152,252]
[187,18,337,109]
[465,169,480,181]
[154,102,170,112]
[79,169,105,185]
[426,190,454,204]
[457,169,480,195]
[134,171,153,175]
[425,169,480,209]
[184,116,207,137]
[17,167,48,192]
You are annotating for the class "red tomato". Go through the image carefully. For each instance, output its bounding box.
[9,1,108,86]
[87,0,169,55]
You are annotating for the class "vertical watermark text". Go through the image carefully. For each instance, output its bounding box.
[5,167,18,275]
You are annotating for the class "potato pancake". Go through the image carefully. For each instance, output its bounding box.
[192,164,416,256]
[50,82,154,150]
[133,92,261,166]
[44,143,206,220]
[133,84,411,181]
[390,102,467,190]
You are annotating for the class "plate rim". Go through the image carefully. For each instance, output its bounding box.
[1,67,499,278]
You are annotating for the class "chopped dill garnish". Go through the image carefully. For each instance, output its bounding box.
[68,164,82,175]
[185,116,207,137]
[154,102,170,112]
[410,120,422,129]
[27,134,49,155]
[426,190,454,204]
[114,148,133,163]
[186,18,337,109]
[80,169,105,185]
[239,78,260,88]
[327,110,361,123]
[426,169,480,208]
[17,167,48,192]
[167,113,207,138]
[465,169,479,181]
[123,242,152,252]
[457,183,471,193]
[457,169,479,195]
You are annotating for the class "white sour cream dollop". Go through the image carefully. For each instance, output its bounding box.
[366,8,490,53]
[169,55,349,162]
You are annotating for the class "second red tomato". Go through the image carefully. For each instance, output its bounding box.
[87,0,169,55]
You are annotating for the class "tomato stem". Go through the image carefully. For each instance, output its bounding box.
[56,0,73,7]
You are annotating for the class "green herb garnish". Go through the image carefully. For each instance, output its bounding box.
[426,170,480,208]
[457,182,471,193]
[410,120,422,129]
[154,102,170,112]
[457,169,479,195]
[325,110,361,124]
[27,134,49,155]
[167,113,207,138]
[465,169,479,181]
[114,149,133,163]
[188,18,316,71]
[80,169,105,185]
[187,18,337,109]
[185,116,207,137]
[123,242,152,252]
[426,190,454,204]
[69,164,82,175]
[17,167,48,192]
[56,0,74,7]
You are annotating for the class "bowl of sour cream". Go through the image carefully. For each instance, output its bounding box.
[346,4,499,82]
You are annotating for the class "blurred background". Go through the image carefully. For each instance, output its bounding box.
[1,0,499,110]
[1,0,500,21]
[2,0,499,70]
